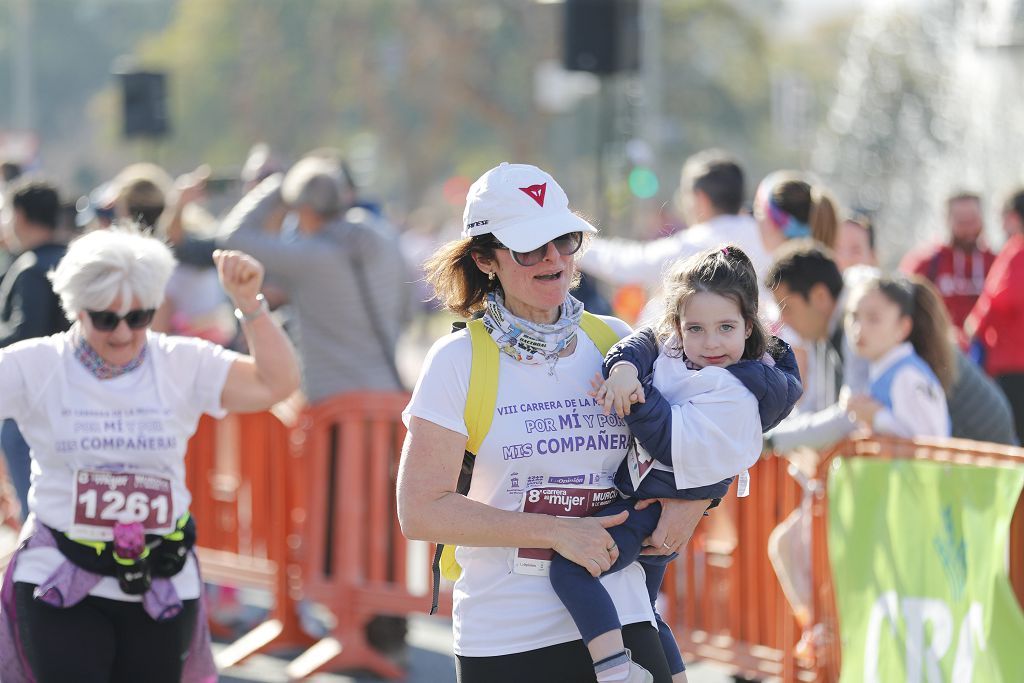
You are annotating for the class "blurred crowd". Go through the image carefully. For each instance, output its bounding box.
[1,143,1022,524]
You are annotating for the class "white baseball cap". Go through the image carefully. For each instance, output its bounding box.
[462,162,597,252]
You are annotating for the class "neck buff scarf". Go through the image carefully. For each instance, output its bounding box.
[482,290,584,375]
[73,326,147,380]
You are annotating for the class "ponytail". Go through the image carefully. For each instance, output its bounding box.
[809,188,839,249]
[907,277,957,391]
[760,174,840,248]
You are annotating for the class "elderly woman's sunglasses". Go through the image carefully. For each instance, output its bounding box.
[490,231,584,267]
[86,308,156,332]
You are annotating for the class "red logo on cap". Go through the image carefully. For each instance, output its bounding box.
[519,183,547,207]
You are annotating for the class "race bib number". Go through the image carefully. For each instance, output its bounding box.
[626,442,656,491]
[514,484,619,576]
[70,469,175,540]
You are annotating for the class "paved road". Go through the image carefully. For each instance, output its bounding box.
[217,614,739,683]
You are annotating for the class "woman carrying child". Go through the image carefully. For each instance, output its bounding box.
[549,246,803,682]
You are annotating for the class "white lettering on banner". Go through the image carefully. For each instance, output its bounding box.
[864,592,987,682]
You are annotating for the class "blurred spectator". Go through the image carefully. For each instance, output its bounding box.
[844,276,952,439]
[579,149,774,317]
[113,162,171,228]
[965,188,1024,440]
[240,142,284,193]
[0,179,70,518]
[834,212,878,272]
[753,171,840,252]
[105,163,235,346]
[0,162,22,184]
[219,154,415,401]
[900,192,995,337]
[156,166,236,345]
[0,161,25,273]
[749,170,842,385]
[764,241,1016,453]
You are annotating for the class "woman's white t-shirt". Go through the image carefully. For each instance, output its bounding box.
[0,331,239,601]
[403,317,656,657]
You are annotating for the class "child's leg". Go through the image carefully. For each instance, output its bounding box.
[638,556,686,676]
[549,498,663,674]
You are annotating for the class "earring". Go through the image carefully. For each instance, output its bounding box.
[488,271,496,282]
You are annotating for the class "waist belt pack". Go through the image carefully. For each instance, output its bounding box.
[429,313,620,614]
[49,513,196,595]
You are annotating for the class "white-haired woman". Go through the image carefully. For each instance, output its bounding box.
[0,226,299,682]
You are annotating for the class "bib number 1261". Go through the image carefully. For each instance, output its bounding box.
[71,469,175,540]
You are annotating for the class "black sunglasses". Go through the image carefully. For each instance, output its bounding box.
[86,308,156,332]
[490,231,584,267]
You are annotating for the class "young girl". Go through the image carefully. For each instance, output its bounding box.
[844,276,953,437]
[548,246,803,682]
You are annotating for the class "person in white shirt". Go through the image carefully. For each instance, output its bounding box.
[0,226,300,683]
[579,149,776,319]
[844,276,953,438]
[398,163,712,683]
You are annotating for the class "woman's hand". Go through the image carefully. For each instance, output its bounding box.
[637,498,708,556]
[590,364,645,417]
[551,511,628,577]
[214,249,264,310]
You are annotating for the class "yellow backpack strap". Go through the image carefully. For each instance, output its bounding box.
[432,319,501,614]
[464,319,500,455]
[579,311,621,355]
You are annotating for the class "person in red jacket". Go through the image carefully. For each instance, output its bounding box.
[965,188,1024,440]
[900,192,996,341]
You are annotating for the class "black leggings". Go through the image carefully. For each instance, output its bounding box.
[456,621,672,683]
[14,582,199,683]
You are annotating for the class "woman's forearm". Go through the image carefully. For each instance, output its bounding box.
[397,417,626,572]
[399,486,561,549]
[238,302,300,402]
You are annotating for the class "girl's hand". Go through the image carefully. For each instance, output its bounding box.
[589,364,645,417]
[846,394,882,427]
[638,498,708,556]
[214,249,265,310]
[550,511,627,577]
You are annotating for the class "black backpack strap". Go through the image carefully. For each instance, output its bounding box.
[429,543,445,615]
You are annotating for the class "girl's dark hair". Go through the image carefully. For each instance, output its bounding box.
[655,245,771,360]
[423,234,586,317]
[862,275,958,391]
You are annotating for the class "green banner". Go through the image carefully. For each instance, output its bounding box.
[828,457,1024,682]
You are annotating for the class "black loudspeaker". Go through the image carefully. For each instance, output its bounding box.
[563,0,640,74]
[119,71,169,139]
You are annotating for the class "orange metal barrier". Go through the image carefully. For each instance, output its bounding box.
[661,452,812,681]
[283,391,432,681]
[661,436,1024,682]
[185,411,313,667]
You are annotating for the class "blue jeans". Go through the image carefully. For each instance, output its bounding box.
[2,419,31,521]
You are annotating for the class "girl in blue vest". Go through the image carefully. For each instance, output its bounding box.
[549,246,803,682]
[844,276,953,438]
